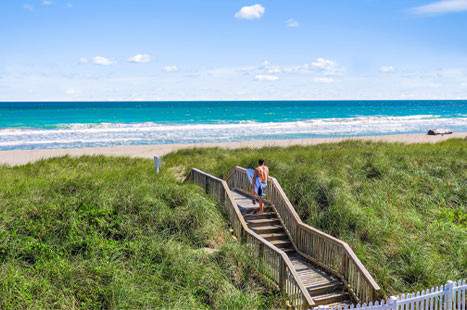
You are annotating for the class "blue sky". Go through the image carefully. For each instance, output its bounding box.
[1,0,467,100]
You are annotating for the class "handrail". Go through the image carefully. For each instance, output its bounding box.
[187,168,315,308]
[227,166,381,304]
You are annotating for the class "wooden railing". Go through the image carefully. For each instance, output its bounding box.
[227,166,382,304]
[188,168,314,309]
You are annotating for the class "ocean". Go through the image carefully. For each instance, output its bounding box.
[0,100,466,150]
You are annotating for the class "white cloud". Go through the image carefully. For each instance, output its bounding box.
[128,54,151,63]
[311,58,335,70]
[41,0,52,6]
[380,65,395,73]
[23,4,34,11]
[255,59,343,77]
[258,60,281,74]
[65,88,78,95]
[92,56,113,66]
[411,0,467,15]
[267,67,282,74]
[163,65,179,73]
[259,60,271,68]
[4,65,467,101]
[434,68,465,78]
[255,74,278,81]
[286,18,299,28]
[313,77,334,83]
[235,4,265,20]
[309,57,344,76]
[79,57,89,64]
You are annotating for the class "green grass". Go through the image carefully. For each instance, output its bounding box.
[1,139,465,308]
[0,156,284,309]
[164,138,467,296]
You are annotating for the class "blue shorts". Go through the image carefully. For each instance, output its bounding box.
[257,182,267,197]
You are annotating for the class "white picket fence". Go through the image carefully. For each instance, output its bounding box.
[318,280,466,310]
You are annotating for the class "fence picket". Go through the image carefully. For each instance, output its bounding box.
[314,277,465,310]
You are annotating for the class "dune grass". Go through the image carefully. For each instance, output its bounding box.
[0,139,465,308]
[0,156,284,309]
[164,138,467,296]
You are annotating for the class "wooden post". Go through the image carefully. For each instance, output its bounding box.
[279,260,286,290]
[154,156,161,174]
[220,185,225,206]
[444,281,454,310]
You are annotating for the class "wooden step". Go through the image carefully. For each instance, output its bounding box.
[307,281,343,297]
[299,269,336,281]
[247,218,281,227]
[282,247,297,255]
[244,212,276,220]
[242,205,274,214]
[270,239,293,248]
[312,291,348,306]
[251,225,283,234]
[302,279,338,291]
[255,205,274,213]
[324,299,353,308]
[258,232,289,241]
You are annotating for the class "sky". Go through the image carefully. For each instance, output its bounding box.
[1,0,467,101]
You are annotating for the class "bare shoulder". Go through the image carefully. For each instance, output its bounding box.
[254,167,261,175]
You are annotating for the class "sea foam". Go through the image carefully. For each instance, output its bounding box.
[0,115,466,150]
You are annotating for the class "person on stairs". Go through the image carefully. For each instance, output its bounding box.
[250,159,269,214]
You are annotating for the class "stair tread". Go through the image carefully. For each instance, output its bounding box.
[270,239,291,245]
[301,278,336,287]
[305,279,342,289]
[244,212,276,218]
[298,271,331,279]
[251,225,283,230]
[313,291,348,301]
[247,218,281,224]
[258,232,288,239]
[307,282,343,297]
[242,207,274,215]
[324,300,353,308]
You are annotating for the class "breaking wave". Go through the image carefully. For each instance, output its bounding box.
[0,115,466,150]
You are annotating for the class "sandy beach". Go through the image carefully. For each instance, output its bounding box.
[0,132,465,166]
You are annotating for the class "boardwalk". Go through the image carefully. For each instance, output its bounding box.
[232,190,352,307]
[189,167,381,308]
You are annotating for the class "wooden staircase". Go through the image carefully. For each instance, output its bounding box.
[233,190,352,307]
[188,167,381,309]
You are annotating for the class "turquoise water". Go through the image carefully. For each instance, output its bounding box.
[0,100,466,150]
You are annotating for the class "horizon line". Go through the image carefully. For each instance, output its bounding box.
[1,99,467,103]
